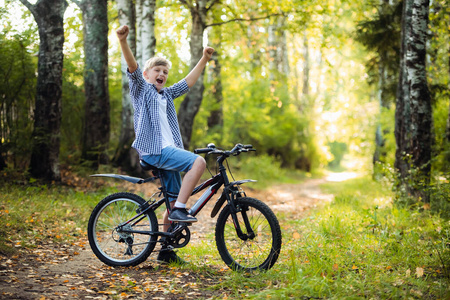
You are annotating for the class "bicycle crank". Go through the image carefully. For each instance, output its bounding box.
[167,223,191,248]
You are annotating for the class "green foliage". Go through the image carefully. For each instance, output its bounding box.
[427,179,450,219]
[327,141,347,169]
[0,18,38,169]
[354,1,402,105]
[428,0,450,173]
[60,7,85,165]
[234,154,287,189]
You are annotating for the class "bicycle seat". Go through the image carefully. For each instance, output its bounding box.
[139,160,158,171]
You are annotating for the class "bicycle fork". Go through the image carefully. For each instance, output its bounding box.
[227,193,256,241]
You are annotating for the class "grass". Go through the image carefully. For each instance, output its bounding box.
[184,176,450,299]
[0,183,114,255]
[1,174,449,299]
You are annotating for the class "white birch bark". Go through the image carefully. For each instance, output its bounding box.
[113,0,141,173]
[140,0,156,64]
[136,0,143,66]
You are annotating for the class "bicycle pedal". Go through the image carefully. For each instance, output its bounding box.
[160,244,174,251]
[176,222,192,227]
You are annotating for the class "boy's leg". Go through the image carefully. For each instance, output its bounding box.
[168,156,206,222]
[173,157,206,207]
[142,146,205,222]
[160,170,181,232]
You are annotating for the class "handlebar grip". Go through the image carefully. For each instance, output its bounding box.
[243,144,253,149]
[194,148,211,154]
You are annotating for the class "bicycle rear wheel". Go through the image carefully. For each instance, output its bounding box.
[215,197,282,271]
[87,192,158,267]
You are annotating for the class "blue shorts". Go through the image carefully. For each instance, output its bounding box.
[141,146,199,202]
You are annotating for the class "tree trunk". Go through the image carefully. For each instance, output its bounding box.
[178,0,208,149]
[301,32,310,100]
[407,0,432,201]
[276,17,289,76]
[113,0,143,175]
[0,139,6,171]
[373,54,389,167]
[136,0,143,66]
[268,17,289,82]
[206,26,223,132]
[140,0,156,63]
[394,0,412,181]
[268,22,277,81]
[395,0,432,201]
[135,0,156,67]
[76,0,110,169]
[19,0,68,182]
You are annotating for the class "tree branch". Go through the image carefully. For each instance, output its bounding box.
[206,13,285,27]
[179,0,194,10]
[206,0,221,12]
[18,0,35,14]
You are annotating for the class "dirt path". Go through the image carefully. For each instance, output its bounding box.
[0,175,342,300]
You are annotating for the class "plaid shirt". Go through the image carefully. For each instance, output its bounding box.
[127,66,189,155]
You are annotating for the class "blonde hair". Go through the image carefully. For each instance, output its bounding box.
[143,57,171,73]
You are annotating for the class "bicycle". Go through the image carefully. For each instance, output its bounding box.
[87,143,282,271]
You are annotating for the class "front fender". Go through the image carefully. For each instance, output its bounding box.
[229,179,257,186]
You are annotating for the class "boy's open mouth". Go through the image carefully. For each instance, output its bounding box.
[156,79,163,84]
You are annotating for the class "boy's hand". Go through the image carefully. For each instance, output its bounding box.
[116,25,129,41]
[203,47,215,60]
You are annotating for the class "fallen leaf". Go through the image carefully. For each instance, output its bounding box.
[415,267,424,278]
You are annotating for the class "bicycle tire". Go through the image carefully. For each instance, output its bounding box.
[87,192,158,267]
[215,197,282,271]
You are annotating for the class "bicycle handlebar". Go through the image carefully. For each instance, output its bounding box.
[194,143,255,155]
[194,148,213,154]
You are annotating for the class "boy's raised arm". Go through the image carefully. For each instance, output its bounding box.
[117,25,138,74]
[185,47,215,88]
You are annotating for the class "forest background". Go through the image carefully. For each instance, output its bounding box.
[1,0,450,215]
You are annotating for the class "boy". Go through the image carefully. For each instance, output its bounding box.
[116,25,214,264]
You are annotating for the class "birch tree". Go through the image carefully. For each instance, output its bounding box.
[113,0,139,173]
[395,0,432,201]
[136,0,156,67]
[19,0,68,181]
[395,0,412,181]
[73,0,110,169]
[206,25,223,134]
[407,0,432,200]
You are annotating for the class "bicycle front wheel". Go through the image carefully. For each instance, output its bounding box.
[87,192,158,267]
[215,197,282,271]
